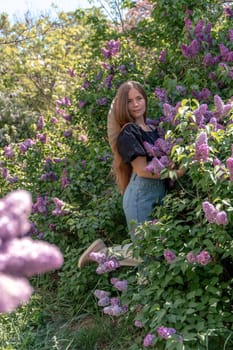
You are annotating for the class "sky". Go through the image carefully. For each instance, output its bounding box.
[0,0,91,21]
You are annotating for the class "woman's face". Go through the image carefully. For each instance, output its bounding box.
[127,88,146,121]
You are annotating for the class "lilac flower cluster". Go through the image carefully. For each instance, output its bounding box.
[52,197,68,216]
[202,201,228,225]
[163,249,176,264]
[226,157,233,180]
[89,251,120,274]
[144,137,172,175]
[110,277,128,292]
[94,289,128,316]
[194,131,209,162]
[37,115,44,131]
[0,190,63,313]
[32,195,49,214]
[18,139,35,154]
[4,144,14,159]
[186,250,211,265]
[101,39,120,59]
[143,326,180,347]
[157,326,177,339]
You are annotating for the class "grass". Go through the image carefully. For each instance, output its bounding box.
[0,288,137,350]
[0,284,232,350]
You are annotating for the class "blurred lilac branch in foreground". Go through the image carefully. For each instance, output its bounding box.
[0,190,64,313]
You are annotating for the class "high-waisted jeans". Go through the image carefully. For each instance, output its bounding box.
[123,173,167,234]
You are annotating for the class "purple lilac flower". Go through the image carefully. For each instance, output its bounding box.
[37,115,44,130]
[181,39,199,58]
[184,17,192,33]
[96,256,120,274]
[143,333,155,347]
[63,130,72,138]
[118,64,127,75]
[51,117,58,124]
[89,251,107,264]
[4,145,14,158]
[103,297,127,316]
[96,97,108,106]
[229,30,233,41]
[157,326,176,339]
[214,95,232,118]
[104,74,114,89]
[226,157,233,180]
[36,133,47,143]
[101,39,120,59]
[1,168,9,179]
[94,289,110,300]
[159,50,167,63]
[98,297,110,307]
[78,100,86,109]
[52,197,68,216]
[146,157,166,175]
[196,250,211,265]
[110,278,128,292]
[40,171,58,182]
[194,132,209,162]
[56,97,71,107]
[155,88,167,102]
[32,195,48,214]
[202,201,218,223]
[0,190,32,241]
[0,237,63,277]
[186,251,197,263]
[68,67,75,77]
[7,176,18,184]
[0,273,33,313]
[225,6,233,17]
[164,249,176,263]
[215,211,228,225]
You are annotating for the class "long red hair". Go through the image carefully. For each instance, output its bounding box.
[107,81,147,194]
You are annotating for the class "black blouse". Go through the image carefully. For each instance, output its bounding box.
[117,123,159,164]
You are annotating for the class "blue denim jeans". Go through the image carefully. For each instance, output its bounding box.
[123,173,167,235]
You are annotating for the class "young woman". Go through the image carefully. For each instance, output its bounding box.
[78,81,183,268]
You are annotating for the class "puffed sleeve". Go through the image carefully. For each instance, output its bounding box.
[117,124,147,163]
